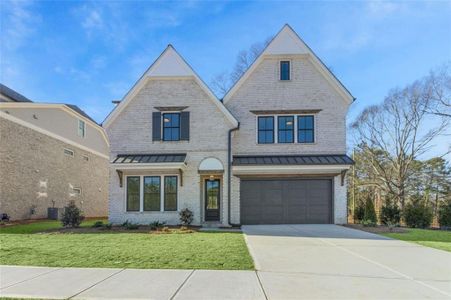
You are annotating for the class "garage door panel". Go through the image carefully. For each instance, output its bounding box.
[240,179,332,224]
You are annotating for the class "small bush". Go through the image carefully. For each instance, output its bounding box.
[92,221,104,228]
[363,198,377,224]
[125,222,139,230]
[354,204,365,223]
[362,219,376,227]
[104,223,113,230]
[404,197,433,228]
[380,200,401,226]
[179,208,194,225]
[61,201,84,228]
[161,226,170,233]
[149,220,166,230]
[438,201,451,229]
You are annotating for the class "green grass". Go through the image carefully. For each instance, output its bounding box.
[0,221,254,270]
[0,219,106,234]
[382,228,451,252]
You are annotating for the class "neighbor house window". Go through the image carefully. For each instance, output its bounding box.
[82,155,89,161]
[64,148,74,157]
[126,176,140,212]
[280,61,290,80]
[298,115,315,143]
[78,120,85,137]
[257,116,274,144]
[162,113,180,141]
[164,176,178,211]
[278,116,294,143]
[72,187,82,195]
[144,176,160,211]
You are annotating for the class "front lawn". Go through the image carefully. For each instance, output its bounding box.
[381,228,451,252]
[0,221,254,270]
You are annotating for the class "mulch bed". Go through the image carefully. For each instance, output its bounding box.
[45,225,200,234]
[343,223,408,234]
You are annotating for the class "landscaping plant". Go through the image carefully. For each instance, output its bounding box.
[438,200,451,229]
[380,198,401,226]
[404,195,433,228]
[61,201,84,228]
[179,208,194,225]
[363,197,377,226]
[92,221,104,228]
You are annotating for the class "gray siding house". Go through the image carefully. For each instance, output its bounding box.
[0,86,109,220]
[104,24,354,226]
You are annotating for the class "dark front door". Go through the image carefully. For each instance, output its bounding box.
[205,179,220,221]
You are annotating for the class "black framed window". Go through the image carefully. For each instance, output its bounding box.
[162,113,180,141]
[143,176,160,211]
[298,116,314,143]
[126,176,140,212]
[164,176,177,211]
[278,116,294,143]
[257,116,274,144]
[280,61,290,80]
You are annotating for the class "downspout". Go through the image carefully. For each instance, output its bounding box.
[228,123,240,227]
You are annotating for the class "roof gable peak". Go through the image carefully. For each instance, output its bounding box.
[145,45,195,77]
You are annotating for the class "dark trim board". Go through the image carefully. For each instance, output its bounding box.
[240,175,335,225]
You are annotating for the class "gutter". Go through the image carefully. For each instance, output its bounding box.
[227,123,240,227]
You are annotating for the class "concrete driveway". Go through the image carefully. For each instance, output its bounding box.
[242,224,451,300]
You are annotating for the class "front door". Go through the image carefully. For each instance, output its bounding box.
[205,179,220,221]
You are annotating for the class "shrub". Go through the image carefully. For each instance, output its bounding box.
[92,221,104,228]
[125,222,139,230]
[363,198,377,224]
[438,201,451,229]
[380,199,401,226]
[149,221,166,230]
[404,197,433,228]
[354,204,365,223]
[61,201,84,228]
[104,223,113,230]
[362,219,376,227]
[179,208,194,225]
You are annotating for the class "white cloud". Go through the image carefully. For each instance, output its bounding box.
[82,9,103,30]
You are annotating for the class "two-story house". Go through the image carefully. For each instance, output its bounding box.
[104,24,354,226]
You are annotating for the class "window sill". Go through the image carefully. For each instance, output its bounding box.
[255,142,317,146]
[124,211,179,214]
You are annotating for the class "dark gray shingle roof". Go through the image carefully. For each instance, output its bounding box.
[233,154,354,166]
[112,153,187,164]
[0,83,33,102]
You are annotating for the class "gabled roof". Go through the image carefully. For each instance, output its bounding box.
[0,83,33,102]
[223,24,355,104]
[103,45,238,128]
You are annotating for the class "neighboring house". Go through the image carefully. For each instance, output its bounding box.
[0,83,33,103]
[104,24,354,226]
[0,86,109,220]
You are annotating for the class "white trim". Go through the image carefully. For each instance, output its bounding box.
[0,102,109,146]
[124,174,180,213]
[223,25,354,104]
[233,164,351,175]
[103,45,238,128]
[0,111,109,159]
[112,162,186,170]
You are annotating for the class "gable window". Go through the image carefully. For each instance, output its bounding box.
[126,176,140,212]
[257,116,274,144]
[278,116,294,143]
[144,176,160,211]
[162,113,180,141]
[280,61,290,81]
[298,115,315,143]
[164,176,178,211]
[78,120,86,138]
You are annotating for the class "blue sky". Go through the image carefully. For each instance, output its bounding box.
[1,0,450,156]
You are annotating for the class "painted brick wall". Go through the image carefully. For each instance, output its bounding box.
[106,78,231,226]
[226,56,349,155]
[0,117,108,220]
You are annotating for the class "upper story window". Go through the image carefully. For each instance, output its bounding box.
[278,116,294,143]
[298,115,315,143]
[280,61,290,81]
[257,116,274,144]
[162,113,180,141]
[78,120,85,138]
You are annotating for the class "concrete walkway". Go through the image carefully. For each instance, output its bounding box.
[1,225,450,299]
[242,224,451,300]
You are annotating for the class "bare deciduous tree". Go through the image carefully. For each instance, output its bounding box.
[425,63,451,118]
[210,36,272,98]
[351,66,450,210]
